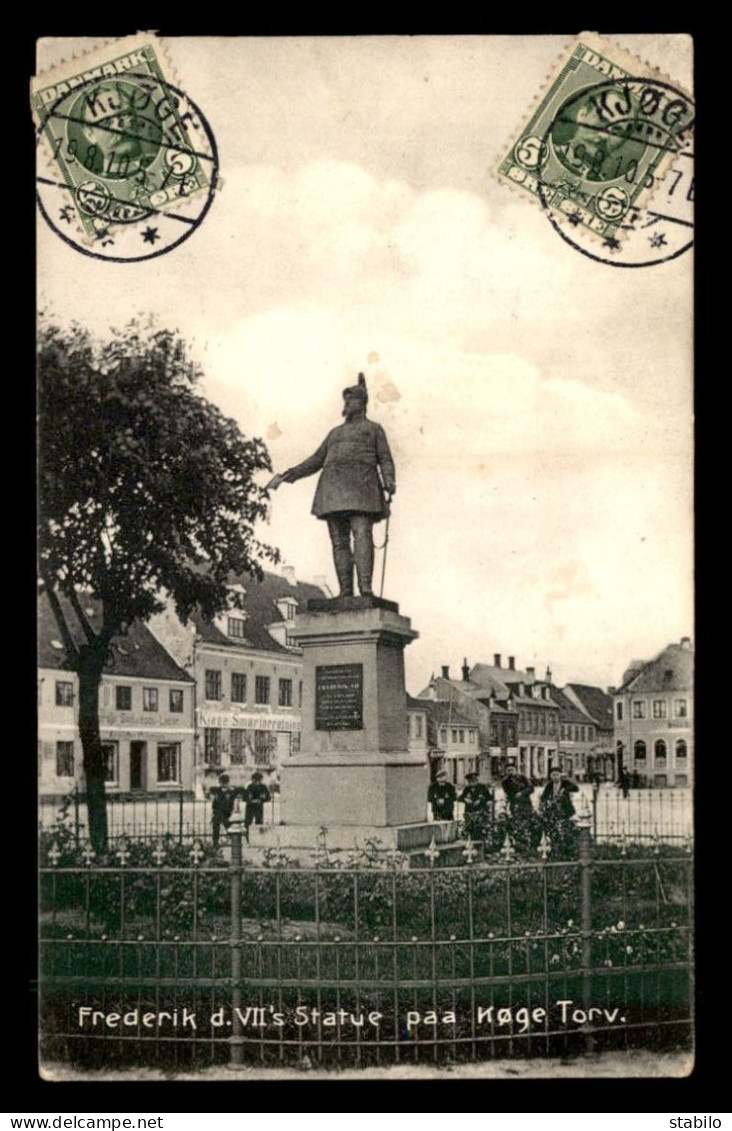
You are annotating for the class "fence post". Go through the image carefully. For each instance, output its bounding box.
[578,819,596,1056]
[591,780,599,842]
[178,790,184,846]
[74,785,80,849]
[229,810,245,1066]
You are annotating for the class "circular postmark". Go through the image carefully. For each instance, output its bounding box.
[536,77,694,268]
[36,72,218,262]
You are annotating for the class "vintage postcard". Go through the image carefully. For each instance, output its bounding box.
[35,33,694,1082]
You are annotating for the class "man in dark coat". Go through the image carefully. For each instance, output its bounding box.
[459,772,494,841]
[210,772,235,849]
[268,375,395,597]
[244,771,271,840]
[501,763,540,852]
[428,769,457,821]
[539,765,580,856]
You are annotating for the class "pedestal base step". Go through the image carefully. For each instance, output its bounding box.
[245,820,457,854]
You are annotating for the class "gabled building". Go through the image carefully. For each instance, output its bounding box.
[549,685,603,780]
[406,696,482,787]
[562,682,615,779]
[38,591,195,798]
[613,637,693,787]
[147,567,327,793]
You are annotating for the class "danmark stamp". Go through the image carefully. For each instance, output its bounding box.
[33,34,218,261]
[496,32,694,253]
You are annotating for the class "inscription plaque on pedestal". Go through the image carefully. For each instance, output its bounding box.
[316,663,363,731]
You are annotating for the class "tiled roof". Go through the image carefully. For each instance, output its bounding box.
[617,643,694,694]
[38,591,193,682]
[421,701,479,729]
[564,683,614,730]
[470,662,533,691]
[475,698,516,715]
[192,571,327,654]
[548,686,593,725]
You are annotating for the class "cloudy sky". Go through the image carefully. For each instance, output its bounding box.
[38,34,693,693]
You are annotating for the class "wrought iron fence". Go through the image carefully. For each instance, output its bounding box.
[39,783,692,848]
[39,821,693,1071]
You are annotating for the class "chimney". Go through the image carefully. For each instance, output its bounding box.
[282,565,297,586]
[462,658,470,682]
[312,574,333,597]
[508,656,515,670]
[441,665,450,680]
[526,666,536,682]
[494,654,502,668]
[680,636,691,649]
[607,686,616,695]
[545,665,552,683]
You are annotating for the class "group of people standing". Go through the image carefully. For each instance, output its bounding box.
[428,763,580,856]
[209,771,271,848]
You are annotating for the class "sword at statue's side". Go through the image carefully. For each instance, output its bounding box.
[375,470,393,599]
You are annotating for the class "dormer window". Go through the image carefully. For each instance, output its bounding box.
[276,597,298,622]
[227,617,247,639]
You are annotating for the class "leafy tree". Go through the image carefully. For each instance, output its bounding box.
[38,318,277,850]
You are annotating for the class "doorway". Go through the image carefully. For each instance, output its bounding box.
[130,741,147,791]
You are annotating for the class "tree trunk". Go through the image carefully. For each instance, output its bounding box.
[77,645,109,852]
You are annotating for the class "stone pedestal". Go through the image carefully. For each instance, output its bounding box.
[273,596,430,837]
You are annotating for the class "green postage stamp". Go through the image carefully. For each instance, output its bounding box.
[33,33,216,258]
[496,31,694,241]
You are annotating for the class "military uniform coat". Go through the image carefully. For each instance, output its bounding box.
[286,416,395,520]
[428,781,457,820]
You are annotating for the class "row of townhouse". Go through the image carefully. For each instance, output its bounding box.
[410,655,615,788]
[409,639,693,789]
[38,569,327,799]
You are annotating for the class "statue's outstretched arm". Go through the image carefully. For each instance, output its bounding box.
[267,436,330,489]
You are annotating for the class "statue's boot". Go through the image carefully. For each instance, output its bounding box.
[328,517,355,596]
[352,515,375,596]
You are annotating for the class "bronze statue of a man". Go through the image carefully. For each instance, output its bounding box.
[268,374,395,597]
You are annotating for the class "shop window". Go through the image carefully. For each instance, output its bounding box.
[205,670,222,701]
[254,730,276,765]
[675,739,688,761]
[230,729,249,764]
[279,678,293,707]
[634,740,647,761]
[204,728,222,767]
[143,687,158,712]
[56,741,74,777]
[231,673,247,704]
[116,685,132,711]
[654,739,667,764]
[55,681,74,707]
[169,689,184,713]
[157,744,180,783]
[255,676,270,705]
